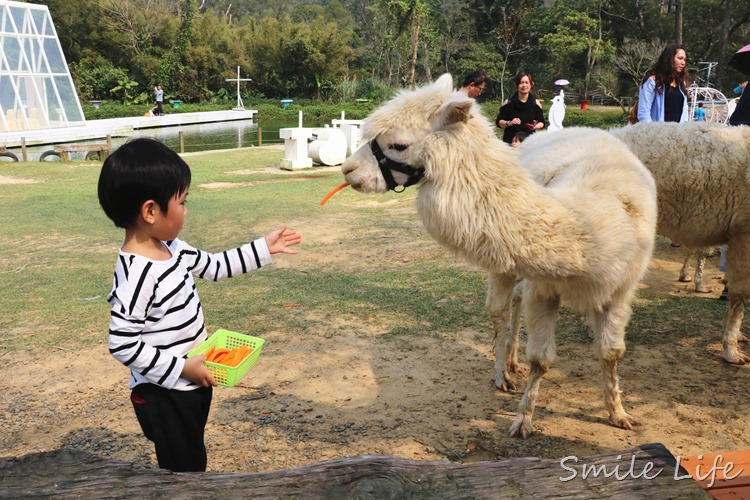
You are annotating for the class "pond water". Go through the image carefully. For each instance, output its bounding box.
[126,119,316,153]
[14,119,327,161]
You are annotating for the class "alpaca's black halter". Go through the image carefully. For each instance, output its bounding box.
[369,139,425,192]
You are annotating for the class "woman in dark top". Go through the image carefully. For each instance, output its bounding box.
[496,72,545,144]
[637,43,689,123]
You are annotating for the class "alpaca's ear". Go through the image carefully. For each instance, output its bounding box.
[432,97,473,128]
[434,73,453,92]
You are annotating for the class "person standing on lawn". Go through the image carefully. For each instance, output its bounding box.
[154,85,164,116]
[97,138,301,472]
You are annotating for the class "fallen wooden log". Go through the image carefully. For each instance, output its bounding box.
[0,443,709,499]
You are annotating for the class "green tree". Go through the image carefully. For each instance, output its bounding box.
[158,0,197,97]
[376,0,431,86]
[532,0,615,100]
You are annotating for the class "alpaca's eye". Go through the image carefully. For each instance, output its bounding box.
[391,144,409,152]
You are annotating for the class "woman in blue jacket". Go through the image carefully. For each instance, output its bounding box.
[637,43,689,123]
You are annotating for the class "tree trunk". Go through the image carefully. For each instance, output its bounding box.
[0,444,711,499]
[674,0,683,43]
[716,0,734,88]
[408,16,421,87]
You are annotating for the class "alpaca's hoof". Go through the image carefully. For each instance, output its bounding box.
[609,412,637,430]
[495,372,516,392]
[695,285,710,293]
[679,275,692,283]
[509,414,533,439]
[723,347,750,365]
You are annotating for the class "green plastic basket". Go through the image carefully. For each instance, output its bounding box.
[187,329,265,387]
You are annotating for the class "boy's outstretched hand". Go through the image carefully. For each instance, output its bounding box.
[182,354,217,387]
[265,225,301,254]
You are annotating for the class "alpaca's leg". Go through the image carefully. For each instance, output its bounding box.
[508,281,524,369]
[487,273,521,391]
[722,241,750,364]
[587,300,636,430]
[509,290,559,439]
[678,249,692,282]
[693,252,710,293]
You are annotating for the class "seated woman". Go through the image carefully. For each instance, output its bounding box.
[495,72,545,144]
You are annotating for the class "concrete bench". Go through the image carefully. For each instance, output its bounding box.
[53,143,111,162]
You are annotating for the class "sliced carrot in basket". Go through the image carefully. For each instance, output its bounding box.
[210,348,231,363]
[204,345,254,366]
[225,350,241,367]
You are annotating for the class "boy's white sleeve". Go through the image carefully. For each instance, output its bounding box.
[178,238,272,281]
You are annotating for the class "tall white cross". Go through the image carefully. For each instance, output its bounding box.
[225,66,252,111]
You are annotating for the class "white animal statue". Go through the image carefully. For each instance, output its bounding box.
[611,122,750,363]
[341,74,657,438]
[547,90,566,131]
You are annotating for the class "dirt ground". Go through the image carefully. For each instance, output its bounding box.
[2,224,750,475]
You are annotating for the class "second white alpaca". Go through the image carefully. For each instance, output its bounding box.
[612,122,750,363]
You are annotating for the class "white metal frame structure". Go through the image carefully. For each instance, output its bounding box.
[688,85,733,124]
[0,0,84,132]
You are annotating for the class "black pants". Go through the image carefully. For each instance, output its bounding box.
[131,383,212,472]
[156,101,163,115]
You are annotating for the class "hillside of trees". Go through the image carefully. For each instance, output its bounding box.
[30,0,750,106]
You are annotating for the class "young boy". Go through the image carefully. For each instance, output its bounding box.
[97,138,301,472]
[511,130,530,148]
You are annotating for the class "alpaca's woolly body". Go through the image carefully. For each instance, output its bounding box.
[611,122,750,249]
[343,74,658,437]
[611,122,750,363]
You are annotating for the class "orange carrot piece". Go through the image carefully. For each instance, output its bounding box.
[235,346,249,365]
[211,348,230,363]
[320,182,349,206]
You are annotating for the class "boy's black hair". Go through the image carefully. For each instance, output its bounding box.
[513,130,530,142]
[98,138,191,229]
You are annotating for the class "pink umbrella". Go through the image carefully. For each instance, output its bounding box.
[554,79,570,86]
[728,44,750,75]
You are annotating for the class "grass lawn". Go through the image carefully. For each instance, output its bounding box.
[0,147,492,353]
[0,144,733,356]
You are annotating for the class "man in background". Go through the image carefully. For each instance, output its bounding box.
[459,71,487,98]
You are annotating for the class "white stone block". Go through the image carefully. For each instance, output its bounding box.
[308,128,347,166]
[280,127,313,170]
[341,124,363,156]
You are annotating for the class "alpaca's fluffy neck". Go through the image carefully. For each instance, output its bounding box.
[415,127,589,280]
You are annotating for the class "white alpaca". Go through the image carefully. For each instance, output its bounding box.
[341,74,657,438]
[611,122,750,363]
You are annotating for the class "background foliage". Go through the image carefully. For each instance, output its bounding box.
[28,0,750,107]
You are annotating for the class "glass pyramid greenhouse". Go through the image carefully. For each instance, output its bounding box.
[0,0,84,132]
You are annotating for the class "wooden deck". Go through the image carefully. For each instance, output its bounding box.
[680,450,750,499]
[0,109,257,149]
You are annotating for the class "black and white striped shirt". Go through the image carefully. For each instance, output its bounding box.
[107,237,271,390]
